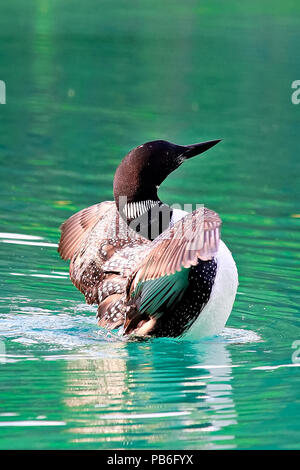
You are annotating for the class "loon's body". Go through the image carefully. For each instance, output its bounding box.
[58,140,238,338]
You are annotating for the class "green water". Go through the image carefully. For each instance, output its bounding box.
[0,0,299,450]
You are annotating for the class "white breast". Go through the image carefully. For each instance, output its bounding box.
[182,240,238,340]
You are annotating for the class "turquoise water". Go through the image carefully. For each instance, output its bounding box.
[0,0,300,450]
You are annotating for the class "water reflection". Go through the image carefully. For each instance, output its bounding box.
[64,340,237,449]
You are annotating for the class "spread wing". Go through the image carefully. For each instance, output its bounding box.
[58,201,150,331]
[129,207,221,290]
[124,207,221,335]
[58,201,114,260]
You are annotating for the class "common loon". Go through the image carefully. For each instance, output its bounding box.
[58,140,238,338]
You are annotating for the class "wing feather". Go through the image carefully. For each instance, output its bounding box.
[130,207,221,290]
[58,201,114,260]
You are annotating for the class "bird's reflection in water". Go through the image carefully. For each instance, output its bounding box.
[64,338,237,449]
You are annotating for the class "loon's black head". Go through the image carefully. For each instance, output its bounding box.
[113,139,220,208]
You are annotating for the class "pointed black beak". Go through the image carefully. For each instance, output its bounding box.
[183,139,221,159]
